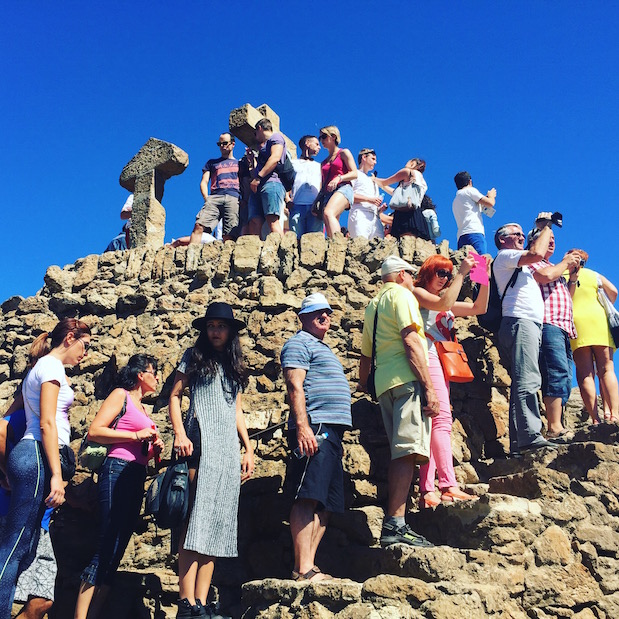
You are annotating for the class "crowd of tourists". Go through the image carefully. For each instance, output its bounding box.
[3,124,619,618]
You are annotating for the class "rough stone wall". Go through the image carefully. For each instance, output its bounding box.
[1,234,617,618]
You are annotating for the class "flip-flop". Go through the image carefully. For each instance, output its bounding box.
[546,429,573,443]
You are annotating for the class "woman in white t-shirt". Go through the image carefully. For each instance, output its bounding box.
[0,318,91,616]
[374,158,428,239]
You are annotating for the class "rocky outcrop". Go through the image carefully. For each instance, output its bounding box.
[1,234,617,618]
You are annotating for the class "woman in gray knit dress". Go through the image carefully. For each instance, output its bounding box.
[168,303,254,619]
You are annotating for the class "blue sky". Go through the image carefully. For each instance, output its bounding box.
[1,1,617,304]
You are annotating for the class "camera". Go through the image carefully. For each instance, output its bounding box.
[579,259,585,267]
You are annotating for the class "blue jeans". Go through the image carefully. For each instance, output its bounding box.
[458,232,487,255]
[498,317,544,452]
[0,440,48,618]
[539,324,573,404]
[81,457,146,586]
[289,203,324,237]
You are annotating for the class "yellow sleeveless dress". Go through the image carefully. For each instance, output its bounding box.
[570,267,616,351]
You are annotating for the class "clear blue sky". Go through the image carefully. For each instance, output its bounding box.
[1,1,617,303]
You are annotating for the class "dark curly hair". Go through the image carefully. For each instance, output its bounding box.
[185,329,248,392]
[117,354,158,390]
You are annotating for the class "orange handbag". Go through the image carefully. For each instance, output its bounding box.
[434,338,474,383]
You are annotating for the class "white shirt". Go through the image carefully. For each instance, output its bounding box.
[291,158,321,205]
[452,186,485,238]
[494,249,544,323]
[22,355,74,446]
[352,170,381,212]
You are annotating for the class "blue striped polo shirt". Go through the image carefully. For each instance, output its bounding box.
[281,330,352,429]
[203,157,240,197]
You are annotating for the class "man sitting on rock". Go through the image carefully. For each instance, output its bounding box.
[358,256,438,548]
[494,221,560,454]
[189,132,240,243]
[281,293,352,582]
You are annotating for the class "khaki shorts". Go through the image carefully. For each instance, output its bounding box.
[378,381,431,462]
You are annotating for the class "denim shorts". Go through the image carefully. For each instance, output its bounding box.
[539,323,573,404]
[457,232,487,255]
[285,423,346,513]
[323,184,354,210]
[248,181,285,221]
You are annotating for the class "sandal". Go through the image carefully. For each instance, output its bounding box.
[419,492,441,509]
[546,428,573,443]
[441,488,479,502]
[291,566,332,582]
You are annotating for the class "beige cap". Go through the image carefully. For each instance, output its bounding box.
[381,255,415,277]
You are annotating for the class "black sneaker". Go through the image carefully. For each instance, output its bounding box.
[380,521,434,548]
[177,599,205,618]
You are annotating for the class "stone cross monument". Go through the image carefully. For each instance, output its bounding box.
[119,137,189,249]
[229,103,297,159]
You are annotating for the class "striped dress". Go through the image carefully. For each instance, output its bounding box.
[178,350,240,557]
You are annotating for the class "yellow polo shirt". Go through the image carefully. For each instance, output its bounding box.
[361,282,428,398]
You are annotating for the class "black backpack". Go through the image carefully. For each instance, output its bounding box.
[144,459,189,529]
[276,153,296,192]
[477,263,521,334]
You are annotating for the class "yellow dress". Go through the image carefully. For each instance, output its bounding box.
[570,267,615,351]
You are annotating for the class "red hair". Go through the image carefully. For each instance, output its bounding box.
[414,255,453,290]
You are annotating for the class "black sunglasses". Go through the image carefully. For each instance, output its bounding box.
[436,269,453,280]
[319,133,329,140]
[216,141,231,146]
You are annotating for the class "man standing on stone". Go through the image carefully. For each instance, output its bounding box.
[189,132,240,244]
[286,135,323,237]
[452,171,497,255]
[359,256,438,548]
[527,216,581,442]
[494,221,560,454]
[349,149,385,240]
[248,118,287,238]
[281,293,352,581]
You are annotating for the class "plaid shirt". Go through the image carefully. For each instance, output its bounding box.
[529,259,577,338]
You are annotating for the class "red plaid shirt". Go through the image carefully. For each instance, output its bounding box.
[529,259,577,338]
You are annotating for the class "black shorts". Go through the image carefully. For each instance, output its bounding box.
[285,423,346,513]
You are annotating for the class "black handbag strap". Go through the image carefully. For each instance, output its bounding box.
[494,262,522,304]
[110,394,128,430]
[370,289,390,370]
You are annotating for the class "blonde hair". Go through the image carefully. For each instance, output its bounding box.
[319,125,341,145]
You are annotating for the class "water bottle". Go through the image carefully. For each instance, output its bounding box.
[293,432,329,459]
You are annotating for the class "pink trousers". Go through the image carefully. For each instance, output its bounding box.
[418,349,458,493]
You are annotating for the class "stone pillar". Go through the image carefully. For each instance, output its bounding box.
[119,138,189,249]
[229,103,297,159]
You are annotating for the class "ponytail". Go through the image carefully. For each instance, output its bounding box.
[29,333,51,367]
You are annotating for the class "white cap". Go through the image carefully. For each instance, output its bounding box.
[298,293,332,315]
[381,255,415,277]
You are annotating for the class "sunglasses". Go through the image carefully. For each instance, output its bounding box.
[78,338,91,352]
[436,269,453,280]
[216,141,231,146]
[504,232,525,239]
[319,133,329,140]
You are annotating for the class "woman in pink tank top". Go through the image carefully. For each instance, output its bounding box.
[318,125,358,238]
[74,354,163,619]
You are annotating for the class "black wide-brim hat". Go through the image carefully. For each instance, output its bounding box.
[192,302,246,332]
